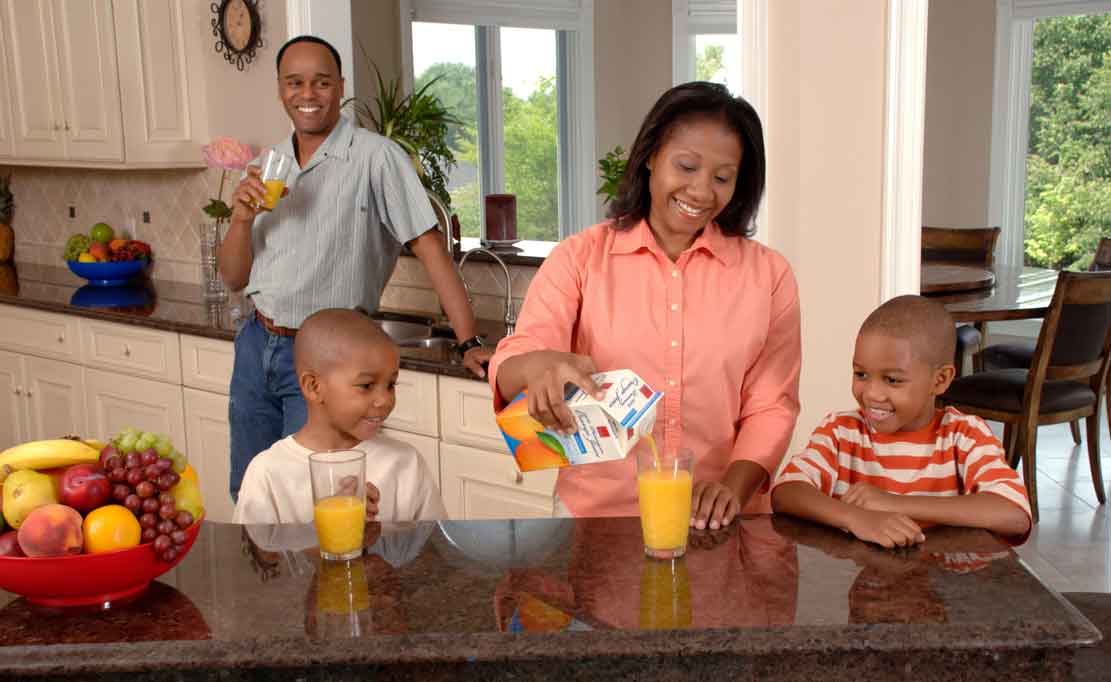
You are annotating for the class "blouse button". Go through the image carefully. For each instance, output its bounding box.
[670,340,679,348]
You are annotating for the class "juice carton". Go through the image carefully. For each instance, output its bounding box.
[496,369,663,472]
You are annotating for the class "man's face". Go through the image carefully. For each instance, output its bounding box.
[277,42,344,136]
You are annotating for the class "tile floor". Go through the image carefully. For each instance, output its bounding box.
[1009,421,1111,593]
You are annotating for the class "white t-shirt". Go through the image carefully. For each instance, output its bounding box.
[233,434,446,525]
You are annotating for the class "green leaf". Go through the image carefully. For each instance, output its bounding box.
[536,432,566,459]
[202,199,232,219]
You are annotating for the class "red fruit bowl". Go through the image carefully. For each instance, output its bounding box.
[0,518,201,607]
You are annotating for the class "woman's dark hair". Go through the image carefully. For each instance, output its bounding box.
[276,35,342,76]
[607,82,765,237]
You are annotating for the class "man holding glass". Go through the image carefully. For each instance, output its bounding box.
[217,35,492,501]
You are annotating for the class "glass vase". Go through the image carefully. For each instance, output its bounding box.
[200,221,227,303]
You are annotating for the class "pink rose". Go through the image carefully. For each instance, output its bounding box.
[202,137,256,171]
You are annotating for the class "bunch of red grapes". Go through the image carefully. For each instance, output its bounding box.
[97,431,194,563]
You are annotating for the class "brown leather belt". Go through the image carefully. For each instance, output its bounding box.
[255,310,298,337]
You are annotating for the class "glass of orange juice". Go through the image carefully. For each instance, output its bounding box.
[256,149,294,211]
[637,446,693,559]
[309,449,366,561]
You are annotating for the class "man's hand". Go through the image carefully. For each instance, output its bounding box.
[463,345,494,379]
[690,480,740,530]
[841,482,897,512]
[846,508,925,549]
[525,352,603,433]
[231,166,266,222]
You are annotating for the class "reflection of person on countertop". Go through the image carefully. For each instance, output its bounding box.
[233,309,446,532]
[218,35,492,503]
[772,295,1031,548]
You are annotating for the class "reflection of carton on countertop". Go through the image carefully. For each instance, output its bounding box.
[496,369,663,472]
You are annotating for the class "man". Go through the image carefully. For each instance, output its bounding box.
[218,35,493,500]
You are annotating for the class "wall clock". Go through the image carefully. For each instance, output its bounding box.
[212,0,263,71]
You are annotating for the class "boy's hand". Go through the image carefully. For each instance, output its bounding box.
[846,508,925,549]
[365,482,380,521]
[841,483,897,512]
[690,480,740,530]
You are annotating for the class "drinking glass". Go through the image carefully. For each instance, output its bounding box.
[256,149,294,211]
[309,449,366,561]
[636,447,694,559]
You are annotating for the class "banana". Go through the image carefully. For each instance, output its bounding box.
[83,438,107,452]
[0,439,100,472]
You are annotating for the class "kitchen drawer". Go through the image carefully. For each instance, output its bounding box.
[181,335,234,394]
[439,442,556,519]
[80,319,182,383]
[438,376,504,451]
[0,304,81,362]
[384,369,438,437]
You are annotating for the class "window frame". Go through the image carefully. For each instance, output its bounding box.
[400,0,596,241]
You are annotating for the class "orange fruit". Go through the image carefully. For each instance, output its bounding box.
[497,394,545,442]
[82,504,141,554]
[180,464,199,486]
[514,436,569,472]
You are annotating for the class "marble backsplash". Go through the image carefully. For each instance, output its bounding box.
[2,166,537,322]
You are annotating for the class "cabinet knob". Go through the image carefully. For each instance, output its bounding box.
[56,334,64,343]
[512,470,523,484]
[123,344,131,357]
[13,386,21,396]
[53,123,61,131]
[24,389,31,398]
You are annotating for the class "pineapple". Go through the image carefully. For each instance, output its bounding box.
[0,173,12,263]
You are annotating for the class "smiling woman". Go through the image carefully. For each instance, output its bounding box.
[489,82,802,530]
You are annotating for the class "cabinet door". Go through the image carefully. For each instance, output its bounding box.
[51,0,123,161]
[439,442,556,520]
[183,387,233,523]
[381,428,440,492]
[113,0,208,165]
[0,18,14,158]
[80,319,182,383]
[0,350,27,449]
[0,0,65,160]
[438,376,505,451]
[84,367,185,446]
[180,335,233,394]
[384,369,439,437]
[24,356,86,440]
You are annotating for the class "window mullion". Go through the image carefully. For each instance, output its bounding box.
[476,26,504,204]
[556,31,571,238]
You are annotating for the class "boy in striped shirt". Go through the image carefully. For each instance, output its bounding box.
[772,295,1031,548]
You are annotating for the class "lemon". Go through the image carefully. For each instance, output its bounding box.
[77,253,96,263]
[83,504,141,554]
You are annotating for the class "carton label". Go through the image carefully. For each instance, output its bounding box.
[496,369,662,472]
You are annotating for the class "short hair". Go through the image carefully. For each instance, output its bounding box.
[607,81,766,238]
[276,35,342,76]
[294,308,393,376]
[859,295,956,367]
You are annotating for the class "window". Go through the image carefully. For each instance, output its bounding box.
[404,1,595,242]
[672,0,741,91]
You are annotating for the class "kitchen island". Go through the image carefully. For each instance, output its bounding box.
[0,516,1098,680]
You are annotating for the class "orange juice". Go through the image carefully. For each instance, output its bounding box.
[313,495,365,557]
[638,469,692,554]
[316,559,370,615]
[639,557,691,629]
[260,179,285,211]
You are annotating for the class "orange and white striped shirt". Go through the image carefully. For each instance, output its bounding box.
[774,407,1031,520]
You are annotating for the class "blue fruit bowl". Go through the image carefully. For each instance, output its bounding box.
[70,283,153,310]
[66,260,148,287]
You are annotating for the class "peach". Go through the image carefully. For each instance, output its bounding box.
[17,504,83,557]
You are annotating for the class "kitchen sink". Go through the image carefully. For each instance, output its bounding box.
[369,312,455,349]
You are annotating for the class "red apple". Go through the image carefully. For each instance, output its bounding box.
[59,463,111,513]
[0,530,23,557]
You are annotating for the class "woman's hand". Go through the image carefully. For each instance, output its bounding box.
[690,480,741,530]
[524,351,604,432]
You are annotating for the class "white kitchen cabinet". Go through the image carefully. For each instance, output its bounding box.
[0,19,14,159]
[0,0,122,162]
[438,375,507,452]
[80,319,182,383]
[382,427,440,492]
[439,442,558,520]
[385,370,440,437]
[183,387,234,524]
[84,367,185,446]
[113,0,209,166]
[0,350,85,449]
[0,304,81,363]
[180,335,234,395]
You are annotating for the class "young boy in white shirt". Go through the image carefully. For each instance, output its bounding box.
[234,308,446,525]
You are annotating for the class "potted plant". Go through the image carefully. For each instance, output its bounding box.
[597,145,627,205]
[344,57,461,208]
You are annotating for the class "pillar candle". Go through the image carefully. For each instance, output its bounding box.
[484,194,518,241]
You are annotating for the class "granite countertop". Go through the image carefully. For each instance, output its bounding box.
[0,262,501,381]
[0,516,1098,680]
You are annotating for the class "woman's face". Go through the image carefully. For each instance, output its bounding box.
[646,116,742,249]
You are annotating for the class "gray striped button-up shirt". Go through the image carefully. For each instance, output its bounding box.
[245,115,436,329]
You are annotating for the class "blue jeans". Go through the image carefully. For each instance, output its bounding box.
[228,315,307,502]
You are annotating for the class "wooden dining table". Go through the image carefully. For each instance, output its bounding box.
[920,263,1058,323]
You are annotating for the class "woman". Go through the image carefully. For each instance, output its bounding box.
[489,82,801,529]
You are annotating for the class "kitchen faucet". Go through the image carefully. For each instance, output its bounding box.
[458,248,516,337]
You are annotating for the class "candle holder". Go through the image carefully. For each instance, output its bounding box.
[481,194,521,253]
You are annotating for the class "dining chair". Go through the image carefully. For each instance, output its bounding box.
[922,226,1002,373]
[980,237,1111,444]
[940,270,1111,522]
